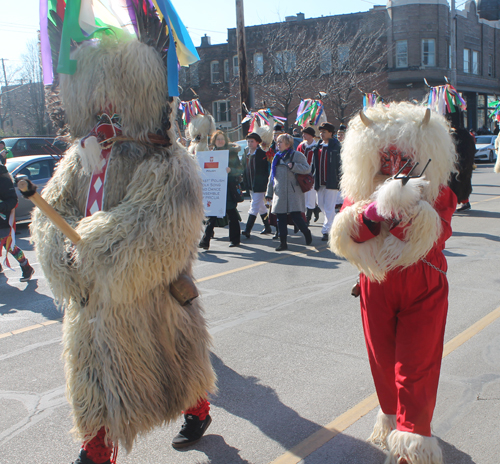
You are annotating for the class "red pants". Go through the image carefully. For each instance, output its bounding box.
[360,259,448,436]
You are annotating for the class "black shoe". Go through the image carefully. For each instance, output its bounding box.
[243,214,257,238]
[0,263,3,273]
[198,240,209,250]
[304,229,313,246]
[321,233,329,241]
[20,263,34,282]
[272,232,279,240]
[172,414,212,449]
[275,237,288,251]
[229,242,240,247]
[260,214,272,234]
[313,206,321,222]
[72,449,110,464]
[456,202,471,212]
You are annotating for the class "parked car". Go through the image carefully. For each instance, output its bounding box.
[474,135,497,162]
[5,154,62,222]
[1,137,63,158]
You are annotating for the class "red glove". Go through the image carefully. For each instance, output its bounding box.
[363,202,385,223]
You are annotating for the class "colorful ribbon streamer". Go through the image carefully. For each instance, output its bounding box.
[179,99,205,125]
[295,99,324,127]
[242,109,286,133]
[426,84,466,114]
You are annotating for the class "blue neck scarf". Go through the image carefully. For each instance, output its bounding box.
[270,148,293,183]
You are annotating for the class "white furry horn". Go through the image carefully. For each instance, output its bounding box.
[360,111,374,127]
[421,108,431,127]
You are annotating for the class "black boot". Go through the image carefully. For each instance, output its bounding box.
[172,414,212,449]
[304,228,312,246]
[260,214,272,234]
[242,214,257,238]
[20,262,34,282]
[272,229,279,240]
[72,449,110,464]
[306,208,313,225]
[313,205,321,222]
[275,236,288,251]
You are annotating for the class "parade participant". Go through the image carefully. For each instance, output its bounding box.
[297,126,320,224]
[186,112,216,155]
[32,3,216,462]
[0,141,13,165]
[266,134,312,251]
[243,132,272,237]
[0,164,34,280]
[337,124,346,143]
[269,123,285,154]
[199,130,243,249]
[312,122,341,241]
[330,102,457,464]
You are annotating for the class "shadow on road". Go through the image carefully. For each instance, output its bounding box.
[452,231,500,243]
[440,439,475,464]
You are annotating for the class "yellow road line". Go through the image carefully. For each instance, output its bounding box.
[470,194,500,205]
[0,318,62,340]
[197,245,328,283]
[269,304,500,464]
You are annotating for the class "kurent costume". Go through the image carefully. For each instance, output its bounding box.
[33,3,215,463]
[330,103,457,464]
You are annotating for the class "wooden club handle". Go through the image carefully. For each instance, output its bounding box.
[18,179,81,245]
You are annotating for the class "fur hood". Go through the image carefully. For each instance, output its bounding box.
[340,102,457,205]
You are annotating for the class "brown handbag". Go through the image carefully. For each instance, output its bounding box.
[296,173,314,192]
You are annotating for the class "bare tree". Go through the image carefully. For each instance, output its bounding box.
[0,61,20,135]
[248,16,387,127]
[317,18,387,123]
[15,39,50,135]
[250,24,320,129]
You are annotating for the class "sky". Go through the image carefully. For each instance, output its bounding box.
[0,0,385,79]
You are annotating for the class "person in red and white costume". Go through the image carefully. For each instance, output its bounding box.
[296,126,320,224]
[330,102,457,464]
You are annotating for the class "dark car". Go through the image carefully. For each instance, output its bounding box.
[6,154,62,222]
[1,137,63,158]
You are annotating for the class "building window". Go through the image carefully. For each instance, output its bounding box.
[211,61,220,83]
[254,53,264,75]
[472,51,479,75]
[421,39,435,67]
[224,59,229,82]
[275,51,296,74]
[464,48,470,73]
[488,54,493,77]
[213,100,231,123]
[233,55,239,77]
[319,48,332,74]
[396,40,408,68]
[338,45,350,66]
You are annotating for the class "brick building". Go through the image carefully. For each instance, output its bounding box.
[179,0,500,138]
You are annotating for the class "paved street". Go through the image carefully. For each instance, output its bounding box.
[1,163,499,464]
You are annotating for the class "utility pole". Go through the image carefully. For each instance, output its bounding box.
[235,0,250,137]
[450,0,457,88]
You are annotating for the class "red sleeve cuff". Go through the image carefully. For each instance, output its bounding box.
[389,222,410,241]
[352,213,381,243]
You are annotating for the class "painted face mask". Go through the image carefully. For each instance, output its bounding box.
[380,145,413,176]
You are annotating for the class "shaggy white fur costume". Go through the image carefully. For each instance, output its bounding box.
[31,38,215,452]
[495,135,500,173]
[187,113,216,155]
[330,103,456,283]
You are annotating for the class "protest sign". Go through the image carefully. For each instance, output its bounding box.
[196,150,229,217]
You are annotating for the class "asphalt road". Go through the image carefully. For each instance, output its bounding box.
[1,162,499,464]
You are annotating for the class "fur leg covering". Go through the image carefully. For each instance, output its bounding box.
[494,153,500,173]
[384,430,443,464]
[368,409,397,449]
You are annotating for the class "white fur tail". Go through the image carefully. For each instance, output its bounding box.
[78,136,103,174]
[385,430,443,464]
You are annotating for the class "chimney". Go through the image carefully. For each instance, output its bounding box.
[200,34,211,47]
[296,12,305,21]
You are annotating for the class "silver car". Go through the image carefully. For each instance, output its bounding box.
[474,135,497,162]
[5,154,61,222]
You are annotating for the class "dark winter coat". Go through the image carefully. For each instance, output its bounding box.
[244,147,269,193]
[312,138,341,190]
[0,165,18,231]
[449,128,476,203]
[215,144,244,211]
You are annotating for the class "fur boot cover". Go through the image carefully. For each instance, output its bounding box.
[30,38,216,452]
[329,102,456,282]
[187,113,216,155]
[495,136,500,173]
[385,430,443,464]
[368,408,397,449]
